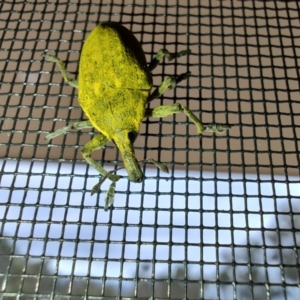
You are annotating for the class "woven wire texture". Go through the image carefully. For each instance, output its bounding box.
[1,1,300,299]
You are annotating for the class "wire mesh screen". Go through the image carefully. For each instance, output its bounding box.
[1,0,300,299]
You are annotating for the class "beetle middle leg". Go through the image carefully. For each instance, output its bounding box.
[46,121,119,180]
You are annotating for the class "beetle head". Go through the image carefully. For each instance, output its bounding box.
[112,130,143,183]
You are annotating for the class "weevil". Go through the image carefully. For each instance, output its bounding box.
[43,22,230,210]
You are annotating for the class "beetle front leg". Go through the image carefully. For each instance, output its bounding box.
[145,103,231,134]
[148,49,191,72]
[81,134,120,182]
[45,120,93,141]
[42,54,78,88]
[81,135,120,210]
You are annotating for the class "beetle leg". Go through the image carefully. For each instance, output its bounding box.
[81,134,120,182]
[91,172,117,211]
[148,49,191,72]
[145,103,231,134]
[45,120,93,141]
[144,158,169,173]
[147,73,190,102]
[42,54,78,88]
[104,181,116,211]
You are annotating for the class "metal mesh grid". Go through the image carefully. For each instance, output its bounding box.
[1,0,300,299]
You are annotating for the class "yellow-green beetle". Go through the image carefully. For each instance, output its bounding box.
[43,22,229,209]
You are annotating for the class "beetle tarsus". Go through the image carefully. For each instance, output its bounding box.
[204,124,231,133]
[144,158,169,173]
[104,181,116,211]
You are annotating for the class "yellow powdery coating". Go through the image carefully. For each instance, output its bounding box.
[78,23,152,142]
[44,23,230,207]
